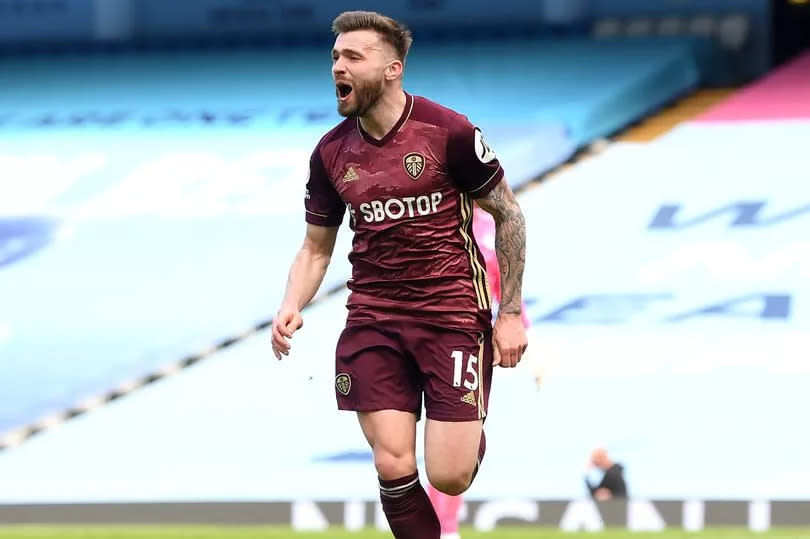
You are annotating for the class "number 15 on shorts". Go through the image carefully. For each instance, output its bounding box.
[452,350,479,391]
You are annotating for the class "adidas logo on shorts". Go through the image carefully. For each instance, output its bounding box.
[461,391,476,407]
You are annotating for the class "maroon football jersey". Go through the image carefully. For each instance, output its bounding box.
[305,93,504,331]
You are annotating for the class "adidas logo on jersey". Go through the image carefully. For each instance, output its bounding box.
[343,167,359,182]
[461,391,477,407]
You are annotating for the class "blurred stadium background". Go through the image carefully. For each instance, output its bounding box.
[1,0,809,537]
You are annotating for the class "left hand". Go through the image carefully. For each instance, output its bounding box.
[492,313,528,368]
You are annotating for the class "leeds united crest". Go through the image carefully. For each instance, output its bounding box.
[403,152,425,180]
[335,373,352,396]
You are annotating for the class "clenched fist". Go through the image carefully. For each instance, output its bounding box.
[492,313,527,368]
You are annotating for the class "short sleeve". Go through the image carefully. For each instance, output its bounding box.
[305,147,345,227]
[446,119,504,198]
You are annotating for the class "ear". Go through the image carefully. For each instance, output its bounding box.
[385,59,403,81]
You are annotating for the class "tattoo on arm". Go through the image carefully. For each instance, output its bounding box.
[475,181,526,315]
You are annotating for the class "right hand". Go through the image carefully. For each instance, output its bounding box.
[271,306,304,360]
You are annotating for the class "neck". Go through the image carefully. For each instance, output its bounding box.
[359,88,407,139]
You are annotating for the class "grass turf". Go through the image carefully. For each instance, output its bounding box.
[0,528,809,538]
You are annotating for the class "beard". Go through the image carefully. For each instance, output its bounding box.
[337,76,384,118]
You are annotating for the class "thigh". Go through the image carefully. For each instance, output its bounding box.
[357,409,418,454]
[358,410,418,480]
[408,325,494,422]
[424,417,483,481]
[335,324,422,415]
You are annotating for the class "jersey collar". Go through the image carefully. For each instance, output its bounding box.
[356,92,414,147]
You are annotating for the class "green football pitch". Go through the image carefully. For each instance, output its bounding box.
[0,528,809,539]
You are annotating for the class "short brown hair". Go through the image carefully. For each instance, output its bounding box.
[332,11,413,62]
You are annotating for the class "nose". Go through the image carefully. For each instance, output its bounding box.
[332,57,346,78]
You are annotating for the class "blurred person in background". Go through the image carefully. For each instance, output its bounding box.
[271,10,528,539]
[427,207,542,539]
[585,447,628,501]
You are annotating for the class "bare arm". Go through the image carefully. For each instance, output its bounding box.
[475,179,526,315]
[474,179,527,368]
[272,223,338,358]
[280,223,339,311]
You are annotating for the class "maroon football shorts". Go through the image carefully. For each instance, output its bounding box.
[334,320,493,422]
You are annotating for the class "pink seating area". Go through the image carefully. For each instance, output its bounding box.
[698,51,810,122]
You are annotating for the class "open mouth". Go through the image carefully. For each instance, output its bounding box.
[336,83,353,100]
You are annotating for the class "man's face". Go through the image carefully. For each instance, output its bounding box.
[331,30,390,117]
[591,448,608,469]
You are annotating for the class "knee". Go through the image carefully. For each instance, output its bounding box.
[427,468,473,496]
[374,448,416,480]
